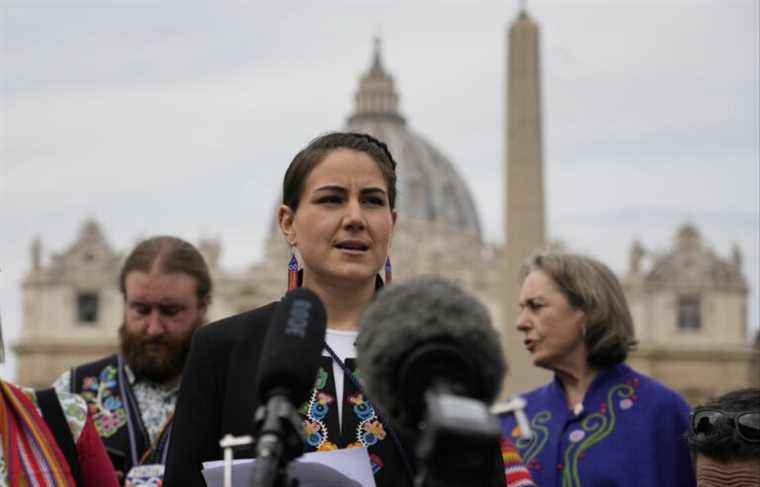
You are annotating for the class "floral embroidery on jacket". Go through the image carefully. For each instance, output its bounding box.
[515,410,552,466]
[79,365,127,437]
[301,364,390,473]
[350,393,386,447]
[512,379,640,486]
[302,367,336,451]
[559,383,636,486]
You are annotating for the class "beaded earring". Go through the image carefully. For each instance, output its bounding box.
[384,256,393,285]
[287,248,299,291]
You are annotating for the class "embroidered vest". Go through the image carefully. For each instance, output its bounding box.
[299,356,413,487]
[70,354,167,482]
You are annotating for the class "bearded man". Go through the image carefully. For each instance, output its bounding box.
[54,236,211,485]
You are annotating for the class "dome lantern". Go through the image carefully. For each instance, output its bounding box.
[347,37,406,126]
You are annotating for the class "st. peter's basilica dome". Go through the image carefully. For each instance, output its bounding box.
[345,39,482,240]
[260,39,496,301]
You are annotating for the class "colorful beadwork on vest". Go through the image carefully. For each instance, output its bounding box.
[300,364,390,475]
[78,365,127,438]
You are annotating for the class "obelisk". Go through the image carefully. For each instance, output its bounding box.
[502,6,551,395]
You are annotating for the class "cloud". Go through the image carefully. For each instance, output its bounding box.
[1,0,758,380]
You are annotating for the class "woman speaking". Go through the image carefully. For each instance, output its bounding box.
[499,253,696,487]
[164,132,413,486]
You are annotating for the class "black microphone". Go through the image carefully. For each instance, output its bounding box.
[356,277,507,487]
[252,287,327,487]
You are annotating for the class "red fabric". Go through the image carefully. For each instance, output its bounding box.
[76,414,120,487]
[0,381,76,487]
[501,436,536,487]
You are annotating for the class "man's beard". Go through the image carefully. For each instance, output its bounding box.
[118,319,200,384]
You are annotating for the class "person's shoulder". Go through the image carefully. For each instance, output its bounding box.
[54,391,88,441]
[62,354,119,391]
[497,382,554,439]
[498,382,554,421]
[54,390,87,411]
[13,383,39,404]
[71,354,119,372]
[194,301,279,345]
[623,364,689,409]
[13,385,88,442]
[619,365,693,441]
[53,369,72,393]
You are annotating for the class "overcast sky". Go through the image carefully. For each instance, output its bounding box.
[2,0,758,380]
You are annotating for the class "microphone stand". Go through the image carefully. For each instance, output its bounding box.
[219,434,253,487]
[491,396,532,439]
[251,395,304,487]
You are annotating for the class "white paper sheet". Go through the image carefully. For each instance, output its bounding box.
[202,447,376,487]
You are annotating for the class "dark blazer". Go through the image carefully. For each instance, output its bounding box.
[164,304,274,487]
[163,302,414,487]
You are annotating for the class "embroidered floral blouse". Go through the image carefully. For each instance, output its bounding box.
[498,363,696,487]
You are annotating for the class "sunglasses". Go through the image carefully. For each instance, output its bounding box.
[691,408,760,443]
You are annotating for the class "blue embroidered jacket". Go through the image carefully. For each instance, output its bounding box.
[499,364,696,487]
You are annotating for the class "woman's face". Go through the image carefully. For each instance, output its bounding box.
[279,148,397,289]
[516,270,588,371]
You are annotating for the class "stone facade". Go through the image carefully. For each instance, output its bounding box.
[15,219,504,389]
[16,219,756,406]
[15,222,123,387]
[623,224,757,403]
